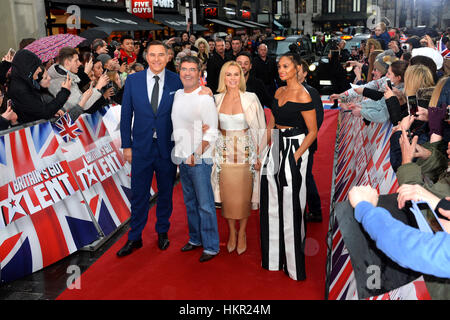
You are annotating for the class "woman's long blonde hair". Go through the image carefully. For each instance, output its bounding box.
[217,61,246,93]
[429,76,449,108]
[404,64,435,97]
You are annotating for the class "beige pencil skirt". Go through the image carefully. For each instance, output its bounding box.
[214,129,255,220]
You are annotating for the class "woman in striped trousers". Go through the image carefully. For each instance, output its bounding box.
[259,52,318,281]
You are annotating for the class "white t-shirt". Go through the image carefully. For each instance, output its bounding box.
[171,87,218,159]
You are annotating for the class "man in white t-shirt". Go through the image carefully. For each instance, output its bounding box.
[171,56,220,262]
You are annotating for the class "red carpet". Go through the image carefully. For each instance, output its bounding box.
[57,110,339,300]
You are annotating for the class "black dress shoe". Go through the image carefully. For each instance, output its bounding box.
[199,252,216,262]
[306,212,323,223]
[117,239,143,257]
[158,232,170,250]
[181,243,201,252]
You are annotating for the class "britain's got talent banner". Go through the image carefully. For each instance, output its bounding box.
[0,106,143,283]
[326,111,431,300]
[0,120,101,283]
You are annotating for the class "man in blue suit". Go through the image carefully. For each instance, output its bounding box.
[117,41,183,256]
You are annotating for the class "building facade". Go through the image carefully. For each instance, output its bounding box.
[285,0,449,35]
[0,0,47,56]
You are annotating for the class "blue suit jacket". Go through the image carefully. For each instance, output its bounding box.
[120,68,183,160]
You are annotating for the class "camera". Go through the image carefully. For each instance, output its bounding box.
[401,43,410,52]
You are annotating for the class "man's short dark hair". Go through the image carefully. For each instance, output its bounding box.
[236,51,252,63]
[207,38,214,43]
[146,40,169,53]
[182,41,191,47]
[121,35,134,43]
[179,55,201,71]
[215,38,225,44]
[58,47,78,65]
[232,36,242,43]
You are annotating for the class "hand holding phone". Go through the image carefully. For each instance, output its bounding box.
[410,200,445,233]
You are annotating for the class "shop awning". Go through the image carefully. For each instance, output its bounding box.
[206,19,244,29]
[153,14,208,32]
[244,21,268,28]
[273,20,285,30]
[79,7,163,32]
[228,20,258,29]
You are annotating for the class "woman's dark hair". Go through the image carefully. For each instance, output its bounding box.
[280,51,302,67]
[390,60,409,82]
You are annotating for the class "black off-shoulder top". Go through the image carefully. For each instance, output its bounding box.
[270,98,315,130]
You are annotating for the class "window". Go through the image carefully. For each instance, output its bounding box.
[313,0,317,13]
[328,0,335,13]
[353,0,361,11]
[298,0,307,13]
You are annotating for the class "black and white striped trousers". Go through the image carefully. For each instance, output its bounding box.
[260,128,309,281]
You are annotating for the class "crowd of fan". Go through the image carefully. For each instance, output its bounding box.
[328,23,450,279]
[328,22,449,201]
[0,31,278,132]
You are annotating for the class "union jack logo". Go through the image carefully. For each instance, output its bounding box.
[53,113,83,143]
[437,37,450,59]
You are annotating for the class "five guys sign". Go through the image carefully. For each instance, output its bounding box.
[131,0,153,19]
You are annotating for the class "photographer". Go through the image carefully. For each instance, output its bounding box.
[327,41,352,94]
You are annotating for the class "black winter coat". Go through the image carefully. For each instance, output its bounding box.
[8,50,70,124]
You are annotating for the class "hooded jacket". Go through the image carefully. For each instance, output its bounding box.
[8,49,70,124]
[47,64,101,111]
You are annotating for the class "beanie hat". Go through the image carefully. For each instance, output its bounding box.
[96,53,112,67]
[412,47,444,70]
[373,49,398,74]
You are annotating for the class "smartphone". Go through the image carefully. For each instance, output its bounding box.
[7,48,16,57]
[407,95,418,116]
[446,105,450,122]
[416,201,444,233]
[7,99,12,109]
[387,79,393,90]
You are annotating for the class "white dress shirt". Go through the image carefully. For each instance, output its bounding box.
[146,68,165,138]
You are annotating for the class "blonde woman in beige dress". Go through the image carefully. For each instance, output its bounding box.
[211,61,266,255]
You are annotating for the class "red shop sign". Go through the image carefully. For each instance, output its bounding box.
[131,0,154,19]
[242,10,251,19]
[204,7,218,18]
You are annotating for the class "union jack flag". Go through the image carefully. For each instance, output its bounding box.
[53,113,83,143]
[0,122,100,283]
[437,37,450,59]
[58,111,133,237]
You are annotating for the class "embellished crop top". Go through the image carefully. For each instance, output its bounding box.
[270,98,314,131]
[219,113,249,131]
